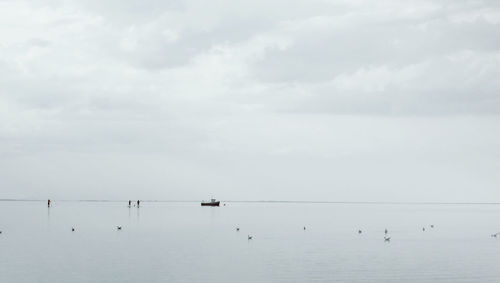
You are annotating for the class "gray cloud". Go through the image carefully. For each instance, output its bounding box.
[0,0,499,201]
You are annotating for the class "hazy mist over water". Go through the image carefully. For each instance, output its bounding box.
[1,201,500,282]
[1,0,500,202]
[2,0,500,281]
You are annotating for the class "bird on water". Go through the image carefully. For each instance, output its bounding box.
[71,227,75,232]
[117,226,122,230]
[384,236,391,242]
[236,227,240,231]
[248,235,253,240]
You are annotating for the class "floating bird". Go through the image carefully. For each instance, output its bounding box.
[0,231,2,234]
[492,233,499,238]
[384,229,388,235]
[236,227,240,231]
[248,235,253,240]
[384,236,391,242]
[71,227,75,232]
[358,230,362,234]
[422,227,426,232]
[430,225,434,228]
[117,226,122,230]
[303,226,306,230]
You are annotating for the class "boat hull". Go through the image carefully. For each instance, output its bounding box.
[201,201,220,206]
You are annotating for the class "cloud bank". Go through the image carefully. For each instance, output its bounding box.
[1,0,499,201]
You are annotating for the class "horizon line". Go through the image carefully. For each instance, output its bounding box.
[1,199,500,205]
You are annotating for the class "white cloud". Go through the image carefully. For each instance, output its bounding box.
[0,0,499,201]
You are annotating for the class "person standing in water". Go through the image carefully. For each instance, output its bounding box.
[137,200,140,207]
[48,199,51,207]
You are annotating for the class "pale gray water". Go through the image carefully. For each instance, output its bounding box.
[1,201,500,282]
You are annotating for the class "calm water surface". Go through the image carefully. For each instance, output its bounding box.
[1,201,500,282]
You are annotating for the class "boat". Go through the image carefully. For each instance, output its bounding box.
[201,198,220,206]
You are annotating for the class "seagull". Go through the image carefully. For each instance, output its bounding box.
[384,236,391,242]
[71,227,75,232]
[117,226,122,230]
[236,227,240,231]
[248,235,253,240]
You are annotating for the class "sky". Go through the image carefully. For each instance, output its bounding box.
[1,0,500,201]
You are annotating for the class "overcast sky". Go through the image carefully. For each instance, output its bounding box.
[1,0,499,201]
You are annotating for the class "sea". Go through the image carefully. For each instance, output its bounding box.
[0,201,499,282]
